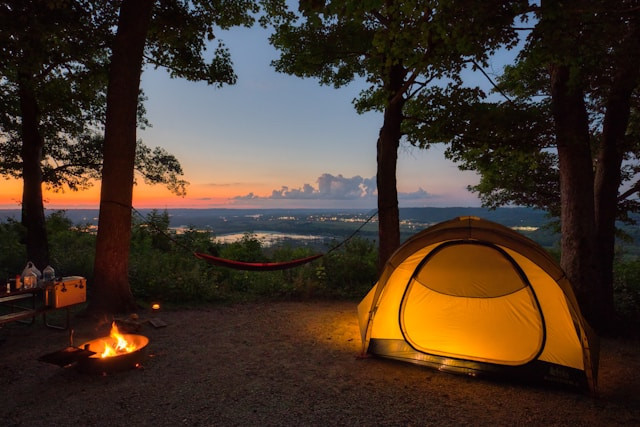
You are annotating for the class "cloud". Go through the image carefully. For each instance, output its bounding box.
[362,176,377,197]
[316,173,373,199]
[231,174,436,207]
[233,192,259,200]
[398,187,431,200]
[235,173,378,201]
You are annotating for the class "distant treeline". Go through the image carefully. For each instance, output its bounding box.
[1,207,638,255]
[0,206,550,227]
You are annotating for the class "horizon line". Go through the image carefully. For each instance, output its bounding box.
[0,205,535,211]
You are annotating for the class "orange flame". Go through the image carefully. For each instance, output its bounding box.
[100,322,138,358]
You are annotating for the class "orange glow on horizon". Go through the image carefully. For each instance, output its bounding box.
[0,177,260,209]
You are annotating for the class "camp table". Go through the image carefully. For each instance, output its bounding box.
[0,277,86,330]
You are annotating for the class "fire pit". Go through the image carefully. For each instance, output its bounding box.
[77,322,149,374]
[39,321,150,373]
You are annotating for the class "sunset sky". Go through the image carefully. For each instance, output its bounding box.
[1,24,519,210]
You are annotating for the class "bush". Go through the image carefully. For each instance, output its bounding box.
[0,218,27,279]
[613,256,640,327]
[6,209,640,318]
[2,210,375,305]
[0,211,95,280]
[211,234,322,300]
[320,237,378,299]
[128,210,226,304]
[47,211,96,279]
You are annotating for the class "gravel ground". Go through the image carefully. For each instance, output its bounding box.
[1,300,639,426]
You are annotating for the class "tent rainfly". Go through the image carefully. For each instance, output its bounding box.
[358,216,599,393]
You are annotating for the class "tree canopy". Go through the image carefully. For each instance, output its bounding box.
[0,1,190,197]
[420,3,640,223]
[92,0,261,314]
[267,0,528,267]
[0,1,190,268]
[409,0,640,331]
[0,0,117,267]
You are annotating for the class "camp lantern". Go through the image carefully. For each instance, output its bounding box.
[358,216,599,393]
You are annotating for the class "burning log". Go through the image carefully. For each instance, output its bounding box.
[39,322,149,374]
[77,322,149,374]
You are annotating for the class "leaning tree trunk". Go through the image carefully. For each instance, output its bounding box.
[91,0,153,314]
[18,77,49,270]
[376,64,406,271]
[549,64,600,329]
[593,21,640,333]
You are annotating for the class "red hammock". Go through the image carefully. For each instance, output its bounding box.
[194,252,323,271]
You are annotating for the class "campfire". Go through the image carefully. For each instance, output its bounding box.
[77,322,149,373]
[39,320,150,374]
[87,322,144,358]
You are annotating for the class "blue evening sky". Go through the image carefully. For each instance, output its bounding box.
[137,23,520,209]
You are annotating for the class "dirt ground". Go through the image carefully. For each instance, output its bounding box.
[1,300,639,426]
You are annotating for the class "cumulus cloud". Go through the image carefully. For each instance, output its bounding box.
[233,192,259,200]
[270,184,318,199]
[398,187,431,200]
[316,173,373,199]
[362,176,377,197]
[232,173,434,206]
[234,173,377,201]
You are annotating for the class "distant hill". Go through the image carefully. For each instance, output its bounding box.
[0,206,550,228]
[0,206,553,242]
[399,207,551,227]
[1,207,637,253]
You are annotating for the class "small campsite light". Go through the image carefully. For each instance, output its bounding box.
[148,302,168,328]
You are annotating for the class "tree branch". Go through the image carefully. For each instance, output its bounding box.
[618,179,640,201]
[470,59,519,108]
[371,10,389,28]
[406,75,435,100]
[143,53,172,71]
[42,161,102,182]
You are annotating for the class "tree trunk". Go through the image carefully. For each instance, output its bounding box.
[376,64,406,271]
[593,22,640,332]
[91,0,153,314]
[594,126,623,333]
[549,64,600,328]
[18,77,49,270]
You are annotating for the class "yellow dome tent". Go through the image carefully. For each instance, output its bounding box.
[358,216,599,393]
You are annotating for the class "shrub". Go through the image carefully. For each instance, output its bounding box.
[320,237,378,299]
[128,211,226,304]
[2,210,377,305]
[47,211,96,280]
[613,256,640,328]
[2,213,382,303]
[210,235,322,299]
[0,211,95,280]
[0,218,27,279]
